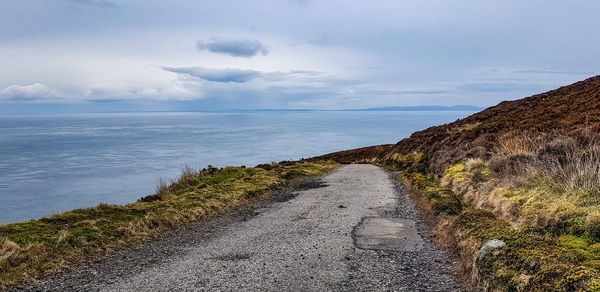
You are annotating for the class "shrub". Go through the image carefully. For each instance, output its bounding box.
[496,131,548,156]
[586,212,600,240]
[424,187,462,215]
[465,158,491,182]
[382,152,423,171]
[489,153,537,177]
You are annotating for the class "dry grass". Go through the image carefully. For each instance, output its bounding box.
[496,131,549,155]
[541,143,600,203]
[0,160,339,288]
[387,128,600,290]
[439,131,600,234]
[399,170,600,291]
[446,122,481,136]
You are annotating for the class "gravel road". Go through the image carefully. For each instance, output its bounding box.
[14,164,466,291]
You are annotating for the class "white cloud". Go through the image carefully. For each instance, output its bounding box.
[0,83,64,102]
[1,1,599,111]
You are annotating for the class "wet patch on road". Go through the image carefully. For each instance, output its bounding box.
[270,179,328,202]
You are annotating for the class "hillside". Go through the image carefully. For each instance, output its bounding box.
[386,75,600,174]
[316,75,600,291]
[318,75,600,174]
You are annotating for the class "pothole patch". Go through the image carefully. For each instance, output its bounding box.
[353,217,423,251]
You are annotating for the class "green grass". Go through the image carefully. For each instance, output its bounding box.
[401,172,462,216]
[0,160,339,288]
[379,152,423,171]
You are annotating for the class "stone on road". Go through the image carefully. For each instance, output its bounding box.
[21,164,465,291]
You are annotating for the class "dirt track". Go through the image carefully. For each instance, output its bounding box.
[15,164,465,291]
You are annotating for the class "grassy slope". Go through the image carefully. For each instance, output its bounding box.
[316,75,600,291]
[0,161,339,288]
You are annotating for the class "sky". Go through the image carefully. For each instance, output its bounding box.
[0,0,599,113]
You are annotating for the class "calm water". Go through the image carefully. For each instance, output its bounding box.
[0,111,474,223]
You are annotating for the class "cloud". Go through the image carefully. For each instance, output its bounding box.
[512,69,593,75]
[308,34,330,46]
[391,89,448,95]
[83,84,197,101]
[289,0,310,6]
[0,83,64,101]
[63,0,117,7]
[196,38,268,57]
[163,66,261,83]
[457,80,544,93]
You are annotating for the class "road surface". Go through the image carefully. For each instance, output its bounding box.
[17,164,465,291]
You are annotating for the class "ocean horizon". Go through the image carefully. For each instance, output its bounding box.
[0,110,475,223]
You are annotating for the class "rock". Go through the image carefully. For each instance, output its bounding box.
[477,239,506,260]
[472,239,506,282]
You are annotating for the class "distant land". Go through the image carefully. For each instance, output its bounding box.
[0,105,485,115]
[230,105,484,112]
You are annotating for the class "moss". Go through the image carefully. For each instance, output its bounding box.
[560,235,590,250]
[572,249,596,262]
[589,244,600,254]
[0,160,340,288]
[382,152,423,171]
[399,164,600,290]
[443,159,493,188]
[465,158,492,178]
[443,162,467,185]
[558,267,600,292]
[487,174,600,238]
[402,172,433,189]
[583,260,600,270]
[423,187,462,215]
[402,172,462,215]
[588,279,600,292]
[450,208,593,291]
[586,212,600,240]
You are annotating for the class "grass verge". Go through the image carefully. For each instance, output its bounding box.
[0,160,339,288]
[399,169,600,291]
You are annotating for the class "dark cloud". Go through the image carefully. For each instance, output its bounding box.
[163,66,261,83]
[196,38,268,57]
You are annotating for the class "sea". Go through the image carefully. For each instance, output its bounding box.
[0,110,475,223]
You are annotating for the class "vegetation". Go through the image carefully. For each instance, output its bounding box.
[0,161,339,288]
[446,122,481,136]
[315,75,600,290]
[402,171,600,291]
[380,152,423,171]
[395,131,600,290]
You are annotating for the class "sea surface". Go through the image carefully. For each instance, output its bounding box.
[0,111,475,223]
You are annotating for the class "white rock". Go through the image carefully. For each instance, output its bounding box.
[473,239,506,282]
